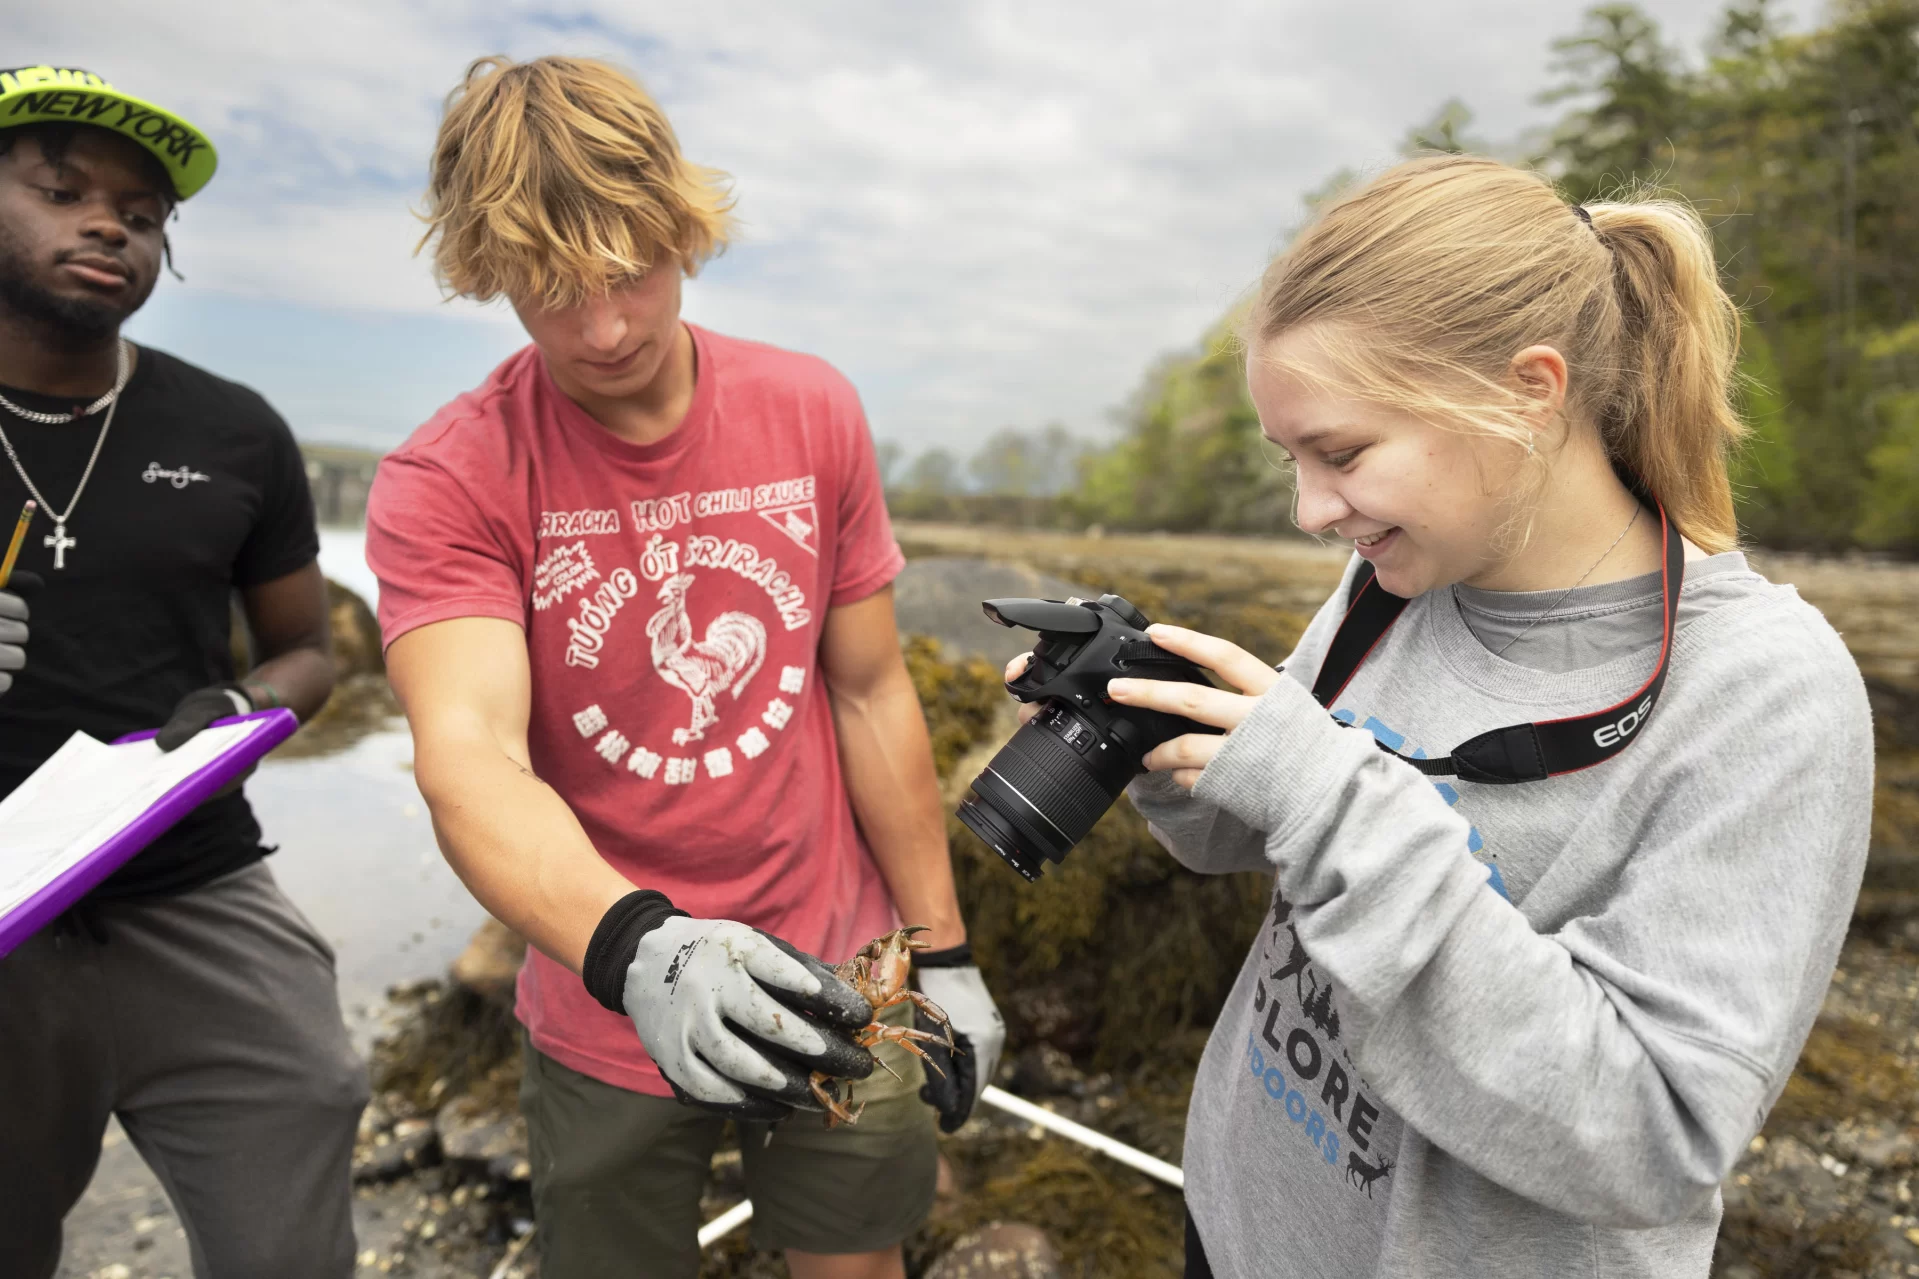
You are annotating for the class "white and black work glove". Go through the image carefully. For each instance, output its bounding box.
[914,942,1006,1132]
[582,890,878,1121]
[0,571,40,697]
[156,682,259,751]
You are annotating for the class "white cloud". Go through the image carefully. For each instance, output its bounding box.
[21,0,1812,451]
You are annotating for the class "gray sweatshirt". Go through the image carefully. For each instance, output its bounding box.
[1129,552,1873,1278]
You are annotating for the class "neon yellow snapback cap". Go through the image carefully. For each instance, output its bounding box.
[0,66,217,200]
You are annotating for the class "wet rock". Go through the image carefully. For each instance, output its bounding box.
[368,977,522,1124]
[924,1222,1062,1279]
[437,1093,530,1184]
[356,1093,393,1144]
[894,557,1085,666]
[353,1117,440,1183]
[451,916,526,1005]
[1008,1044,1085,1099]
[326,577,384,679]
[1000,985,1098,1056]
[1766,1136,1850,1227]
[1831,1120,1919,1172]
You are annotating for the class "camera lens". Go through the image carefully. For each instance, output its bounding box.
[955,794,1046,881]
[956,702,1138,879]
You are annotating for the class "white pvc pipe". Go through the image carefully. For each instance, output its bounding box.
[978,1085,1185,1190]
[697,1197,755,1248]
[694,1086,1185,1251]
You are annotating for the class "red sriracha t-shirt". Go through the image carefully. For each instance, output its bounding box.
[366,324,904,1095]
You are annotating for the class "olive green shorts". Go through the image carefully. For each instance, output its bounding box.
[520,1002,938,1278]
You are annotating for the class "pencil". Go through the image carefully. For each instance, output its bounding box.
[0,500,35,590]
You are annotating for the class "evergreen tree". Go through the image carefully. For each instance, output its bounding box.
[1540,4,1688,199]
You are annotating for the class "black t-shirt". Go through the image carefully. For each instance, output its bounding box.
[0,345,318,898]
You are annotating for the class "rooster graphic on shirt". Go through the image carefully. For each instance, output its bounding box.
[646,572,767,745]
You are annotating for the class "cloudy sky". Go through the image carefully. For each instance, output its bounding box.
[26,0,1810,458]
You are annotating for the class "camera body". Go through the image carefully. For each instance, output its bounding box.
[956,594,1219,880]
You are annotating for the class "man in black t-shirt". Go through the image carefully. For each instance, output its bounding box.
[0,67,368,1279]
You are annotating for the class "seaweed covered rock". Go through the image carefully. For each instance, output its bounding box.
[327,576,384,679]
[1713,933,1919,1277]
[451,916,528,1006]
[262,576,404,757]
[949,795,1268,1068]
[437,1092,530,1183]
[894,534,1321,1276]
[367,978,522,1139]
[353,1115,440,1183]
[907,631,1266,1065]
[899,538,1311,1073]
[904,634,1006,781]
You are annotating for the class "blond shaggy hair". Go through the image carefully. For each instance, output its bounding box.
[1247,155,1746,553]
[418,55,735,307]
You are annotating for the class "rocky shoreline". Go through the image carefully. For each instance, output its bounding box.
[343,918,1192,1279]
[60,535,1919,1278]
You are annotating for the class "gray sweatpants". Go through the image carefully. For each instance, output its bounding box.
[0,861,370,1279]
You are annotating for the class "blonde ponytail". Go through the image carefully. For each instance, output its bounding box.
[1585,203,1745,551]
[1245,155,1747,552]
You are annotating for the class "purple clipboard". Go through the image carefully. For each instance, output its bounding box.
[0,707,298,958]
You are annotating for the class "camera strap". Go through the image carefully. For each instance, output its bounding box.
[1308,499,1682,784]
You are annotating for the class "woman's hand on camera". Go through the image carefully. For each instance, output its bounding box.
[1004,653,1043,725]
[1108,625,1281,790]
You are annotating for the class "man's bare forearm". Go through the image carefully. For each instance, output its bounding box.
[830,665,966,950]
[242,562,337,720]
[414,730,635,974]
[246,645,334,721]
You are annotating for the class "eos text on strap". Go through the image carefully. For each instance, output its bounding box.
[1309,500,1684,784]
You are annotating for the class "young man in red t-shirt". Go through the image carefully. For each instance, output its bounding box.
[367,56,1003,1279]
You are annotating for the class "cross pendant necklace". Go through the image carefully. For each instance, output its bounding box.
[44,521,75,570]
[0,340,129,572]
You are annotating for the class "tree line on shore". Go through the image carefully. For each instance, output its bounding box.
[888,0,1919,555]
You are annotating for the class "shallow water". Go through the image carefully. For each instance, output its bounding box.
[223,529,489,1042]
[248,726,487,1044]
[318,525,380,614]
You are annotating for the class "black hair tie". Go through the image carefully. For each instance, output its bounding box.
[1571,204,1593,226]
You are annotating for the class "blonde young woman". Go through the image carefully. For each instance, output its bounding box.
[1031,156,1873,1276]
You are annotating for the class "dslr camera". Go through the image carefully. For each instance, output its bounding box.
[956,594,1218,881]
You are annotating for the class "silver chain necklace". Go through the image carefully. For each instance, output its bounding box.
[1461,504,1641,660]
[0,339,131,423]
[0,339,130,570]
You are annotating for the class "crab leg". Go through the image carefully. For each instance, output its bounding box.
[867,990,956,1043]
[904,991,954,1042]
[861,1022,955,1077]
[809,1072,864,1127]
